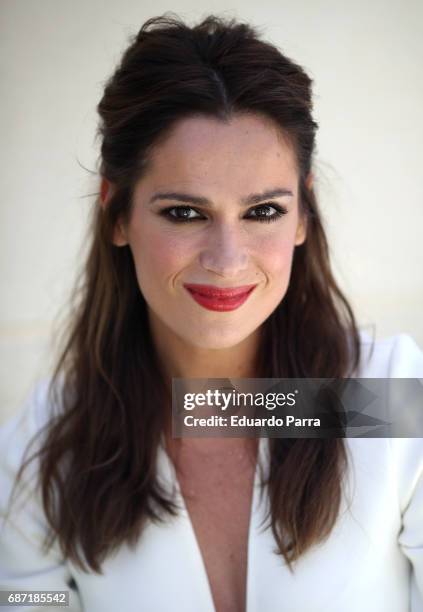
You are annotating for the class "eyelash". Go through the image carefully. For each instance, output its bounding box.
[159,203,288,224]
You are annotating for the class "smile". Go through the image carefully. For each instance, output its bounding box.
[183,283,257,312]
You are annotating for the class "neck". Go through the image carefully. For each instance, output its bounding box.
[148,311,262,459]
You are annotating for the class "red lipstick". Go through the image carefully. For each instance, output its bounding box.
[183,283,257,312]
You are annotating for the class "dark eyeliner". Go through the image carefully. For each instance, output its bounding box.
[244,203,288,223]
[158,203,288,223]
[158,206,205,223]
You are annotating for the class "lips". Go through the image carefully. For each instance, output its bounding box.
[183,283,257,312]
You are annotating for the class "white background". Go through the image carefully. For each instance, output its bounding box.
[1,0,422,422]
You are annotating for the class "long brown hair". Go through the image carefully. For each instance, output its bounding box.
[11,13,361,573]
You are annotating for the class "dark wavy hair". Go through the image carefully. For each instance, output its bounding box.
[11,13,361,573]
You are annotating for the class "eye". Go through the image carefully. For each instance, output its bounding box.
[244,203,288,223]
[158,203,288,224]
[160,206,205,223]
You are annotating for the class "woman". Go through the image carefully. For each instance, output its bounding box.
[1,13,422,612]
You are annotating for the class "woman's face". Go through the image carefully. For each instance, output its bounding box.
[114,112,306,350]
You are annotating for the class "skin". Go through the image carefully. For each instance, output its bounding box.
[101,112,308,383]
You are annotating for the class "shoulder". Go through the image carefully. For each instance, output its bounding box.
[356,329,423,377]
[0,381,79,601]
[0,379,55,499]
[0,378,54,454]
[348,331,423,517]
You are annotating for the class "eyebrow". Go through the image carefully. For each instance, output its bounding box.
[148,188,294,207]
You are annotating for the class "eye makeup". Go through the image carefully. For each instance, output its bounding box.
[158,203,289,224]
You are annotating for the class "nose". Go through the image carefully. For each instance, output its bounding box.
[199,221,249,278]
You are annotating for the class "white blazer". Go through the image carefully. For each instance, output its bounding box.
[1,332,423,612]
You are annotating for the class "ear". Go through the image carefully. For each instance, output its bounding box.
[99,177,128,247]
[295,214,307,246]
[295,173,313,246]
[305,172,313,190]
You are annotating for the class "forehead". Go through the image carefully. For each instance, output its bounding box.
[139,113,299,197]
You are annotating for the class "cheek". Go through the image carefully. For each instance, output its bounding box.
[256,232,296,278]
[129,225,192,286]
[129,218,298,290]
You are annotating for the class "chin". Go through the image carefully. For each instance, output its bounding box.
[180,325,257,351]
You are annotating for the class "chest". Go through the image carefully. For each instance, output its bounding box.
[175,453,257,612]
[71,440,410,612]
